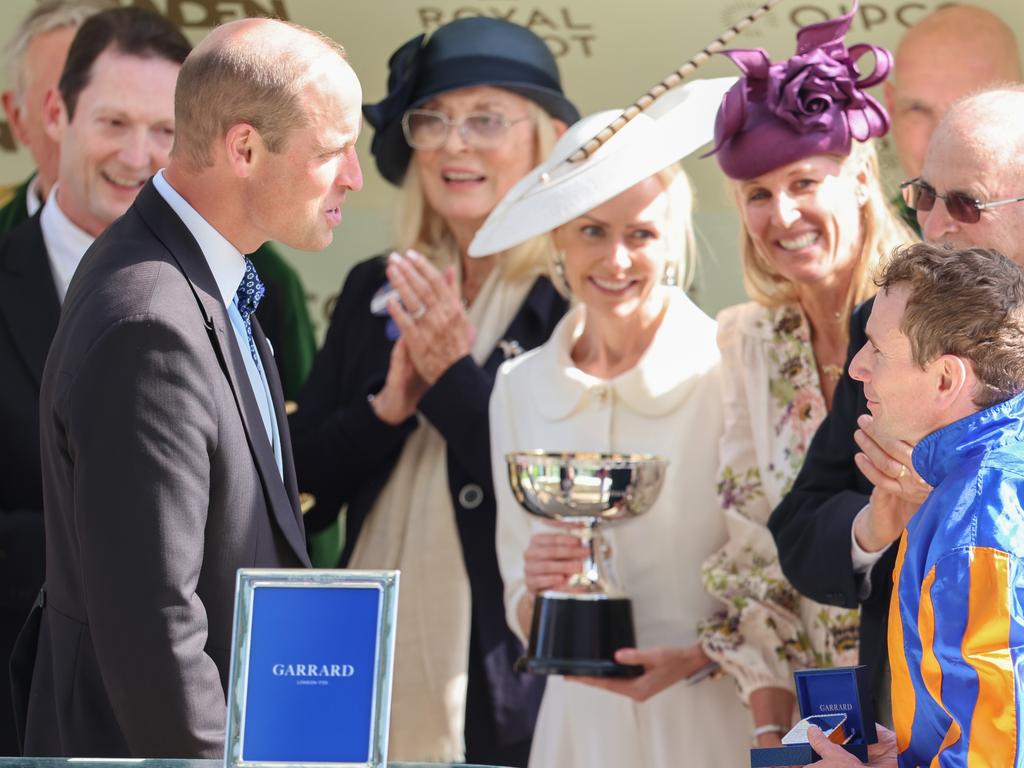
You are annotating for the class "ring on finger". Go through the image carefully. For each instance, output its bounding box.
[410,303,427,320]
[897,464,907,480]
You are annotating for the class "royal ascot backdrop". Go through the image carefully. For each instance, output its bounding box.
[2,0,1022,337]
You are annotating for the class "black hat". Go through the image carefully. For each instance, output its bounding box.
[363,17,580,186]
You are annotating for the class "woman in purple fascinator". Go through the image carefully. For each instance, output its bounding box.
[699,0,916,750]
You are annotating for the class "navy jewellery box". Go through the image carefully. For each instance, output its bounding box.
[750,665,878,767]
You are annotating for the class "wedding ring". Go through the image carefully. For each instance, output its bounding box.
[410,304,427,320]
[897,464,907,479]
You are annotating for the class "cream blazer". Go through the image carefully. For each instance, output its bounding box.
[490,287,749,768]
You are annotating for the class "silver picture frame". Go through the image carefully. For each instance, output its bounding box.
[224,569,400,768]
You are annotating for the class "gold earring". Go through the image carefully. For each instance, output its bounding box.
[553,250,572,295]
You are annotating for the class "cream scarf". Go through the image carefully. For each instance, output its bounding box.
[349,266,533,762]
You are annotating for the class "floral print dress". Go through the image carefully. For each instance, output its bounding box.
[699,301,859,701]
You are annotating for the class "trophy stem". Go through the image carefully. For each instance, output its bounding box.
[568,520,622,596]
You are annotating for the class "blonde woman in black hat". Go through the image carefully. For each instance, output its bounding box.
[474,79,750,768]
[289,17,578,767]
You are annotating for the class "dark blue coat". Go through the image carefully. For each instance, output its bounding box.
[290,254,567,766]
[769,298,896,713]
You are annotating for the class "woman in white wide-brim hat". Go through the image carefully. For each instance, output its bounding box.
[470,78,750,767]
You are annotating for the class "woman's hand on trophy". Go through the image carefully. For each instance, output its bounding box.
[517,531,590,636]
[573,643,713,702]
[386,250,476,385]
[522,532,590,595]
[370,337,428,425]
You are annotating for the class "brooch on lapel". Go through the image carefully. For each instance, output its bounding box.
[371,281,401,341]
[498,339,525,359]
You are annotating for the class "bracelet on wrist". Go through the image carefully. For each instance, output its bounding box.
[751,724,786,740]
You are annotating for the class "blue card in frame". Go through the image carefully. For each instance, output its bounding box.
[224,569,400,768]
[750,665,877,767]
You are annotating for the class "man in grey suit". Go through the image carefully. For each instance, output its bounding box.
[18,18,364,759]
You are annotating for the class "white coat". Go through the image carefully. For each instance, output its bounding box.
[491,288,750,768]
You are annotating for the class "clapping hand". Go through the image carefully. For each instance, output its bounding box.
[370,336,428,425]
[385,250,475,385]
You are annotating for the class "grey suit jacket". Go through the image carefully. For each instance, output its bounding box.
[20,181,311,758]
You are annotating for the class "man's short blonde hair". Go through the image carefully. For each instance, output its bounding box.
[172,21,346,170]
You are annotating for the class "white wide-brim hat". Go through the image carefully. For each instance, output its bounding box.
[468,76,737,257]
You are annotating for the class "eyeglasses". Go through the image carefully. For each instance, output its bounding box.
[900,178,1024,224]
[401,109,530,151]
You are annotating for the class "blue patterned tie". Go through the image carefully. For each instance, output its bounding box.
[235,257,266,370]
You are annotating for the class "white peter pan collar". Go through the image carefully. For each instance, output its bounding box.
[534,287,719,421]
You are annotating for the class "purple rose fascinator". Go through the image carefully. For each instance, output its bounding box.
[709,0,892,180]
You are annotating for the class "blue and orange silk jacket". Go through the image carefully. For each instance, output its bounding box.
[889,389,1024,767]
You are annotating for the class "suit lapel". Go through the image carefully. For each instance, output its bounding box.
[0,216,61,388]
[132,182,309,565]
[252,318,305,537]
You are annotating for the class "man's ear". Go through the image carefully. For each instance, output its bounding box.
[223,123,262,178]
[933,354,970,407]
[883,80,896,116]
[41,87,65,144]
[1,90,28,145]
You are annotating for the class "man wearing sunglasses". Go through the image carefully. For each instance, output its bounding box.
[769,85,1024,723]
[906,88,1024,263]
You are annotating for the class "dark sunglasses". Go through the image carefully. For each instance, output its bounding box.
[900,178,1024,224]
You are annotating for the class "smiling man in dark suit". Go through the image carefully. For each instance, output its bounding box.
[18,17,363,759]
[0,6,188,755]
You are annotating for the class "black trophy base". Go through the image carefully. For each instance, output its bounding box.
[517,593,643,678]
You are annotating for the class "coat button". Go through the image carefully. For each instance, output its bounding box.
[458,483,484,509]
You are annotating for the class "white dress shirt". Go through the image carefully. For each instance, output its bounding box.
[26,174,44,217]
[152,170,282,477]
[851,505,892,598]
[39,186,94,303]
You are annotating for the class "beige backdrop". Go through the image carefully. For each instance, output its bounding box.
[2,0,1021,337]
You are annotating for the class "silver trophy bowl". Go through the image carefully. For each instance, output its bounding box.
[507,451,667,596]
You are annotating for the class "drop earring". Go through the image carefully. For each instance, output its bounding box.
[663,260,679,287]
[553,250,572,296]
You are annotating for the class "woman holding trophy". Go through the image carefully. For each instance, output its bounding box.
[699,6,915,748]
[474,79,750,767]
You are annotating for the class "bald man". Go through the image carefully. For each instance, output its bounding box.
[916,88,1024,258]
[16,19,362,758]
[885,5,1021,180]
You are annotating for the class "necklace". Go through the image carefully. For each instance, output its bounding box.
[820,363,845,381]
